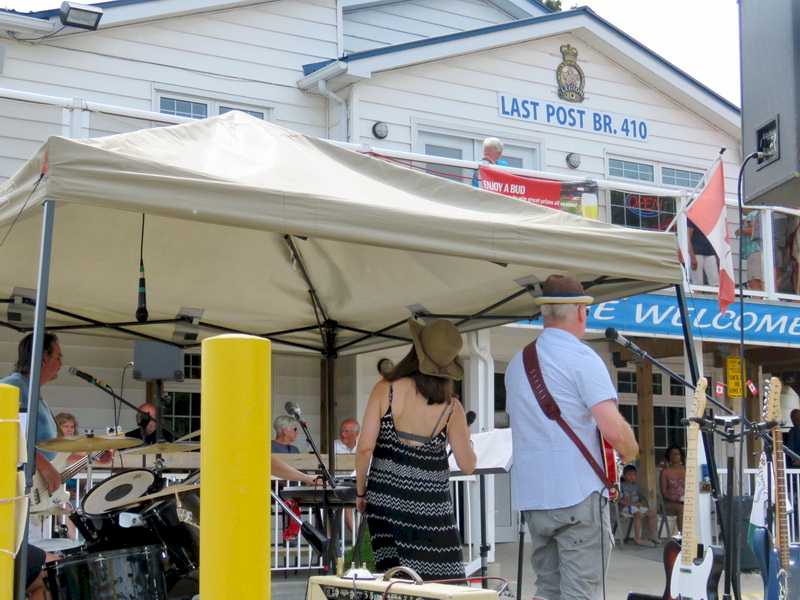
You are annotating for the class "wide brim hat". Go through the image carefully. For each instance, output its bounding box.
[408,318,463,381]
[534,274,594,306]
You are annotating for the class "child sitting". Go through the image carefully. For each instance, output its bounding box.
[620,464,658,546]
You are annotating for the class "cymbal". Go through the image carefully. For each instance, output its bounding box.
[122,442,200,455]
[105,483,200,510]
[38,435,142,453]
[176,429,200,442]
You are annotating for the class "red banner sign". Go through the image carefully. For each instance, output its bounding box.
[477,165,598,218]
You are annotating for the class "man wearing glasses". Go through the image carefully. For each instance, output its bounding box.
[271,415,300,453]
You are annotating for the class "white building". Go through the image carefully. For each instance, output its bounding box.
[2,0,798,559]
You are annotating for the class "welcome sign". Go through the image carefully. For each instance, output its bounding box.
[497,93,650,142]
[521,294,800,347]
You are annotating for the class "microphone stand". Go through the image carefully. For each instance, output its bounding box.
[288,410,340,572]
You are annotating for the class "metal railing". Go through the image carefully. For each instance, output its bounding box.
[44,470,480,574]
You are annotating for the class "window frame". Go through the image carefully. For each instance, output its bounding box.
[608,157,656,183]
[154,88,272,121]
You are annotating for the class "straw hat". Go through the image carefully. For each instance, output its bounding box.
[534,274,594,305]
[408,319,463,381]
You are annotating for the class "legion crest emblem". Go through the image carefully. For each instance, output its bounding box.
[556,44,585,103]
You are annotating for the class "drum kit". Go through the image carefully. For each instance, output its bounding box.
[35,434,202,600]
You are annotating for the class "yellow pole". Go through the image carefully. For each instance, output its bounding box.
[0,385,19,600]
[200,334,271,600]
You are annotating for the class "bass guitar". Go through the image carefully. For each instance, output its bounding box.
[666,377,723,600]
[30,451,104,513]
[757,377,800,600]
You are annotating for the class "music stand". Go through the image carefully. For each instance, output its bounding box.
[449,429,513,588]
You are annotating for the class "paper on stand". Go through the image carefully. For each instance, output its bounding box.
[449,428,513,475]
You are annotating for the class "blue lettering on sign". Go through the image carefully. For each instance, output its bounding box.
[521,294,800,346]
[498,93,649,142]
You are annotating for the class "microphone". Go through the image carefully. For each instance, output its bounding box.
[604,327,629,346]
[135,258,148,323]
[285,402,303,421]
[466,411,477,427]
[69,367,107,388]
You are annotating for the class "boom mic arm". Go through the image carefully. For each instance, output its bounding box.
[284,402,337,489]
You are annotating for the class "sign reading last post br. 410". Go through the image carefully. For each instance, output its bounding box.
[497,93,650,142]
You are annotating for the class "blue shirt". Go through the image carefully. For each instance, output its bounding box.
[506,328,617,510]
[0,372,59,460]
[271,440,299,454]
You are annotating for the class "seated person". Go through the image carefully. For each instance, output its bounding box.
[272,415,300,454]
[620,464,658,546]
[125,402,174,444]
[660,444,686,532]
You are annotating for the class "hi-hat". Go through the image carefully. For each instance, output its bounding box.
[122,442,200,455]
[38,434,142,453]
[104,482,200,511]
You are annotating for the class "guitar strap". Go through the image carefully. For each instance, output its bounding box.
[522,341,614,492]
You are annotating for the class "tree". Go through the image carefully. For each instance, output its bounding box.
[544,0,562,10]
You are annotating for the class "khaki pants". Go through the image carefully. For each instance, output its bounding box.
[523,492,613,600]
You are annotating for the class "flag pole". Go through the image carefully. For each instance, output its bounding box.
[665,147,727,232]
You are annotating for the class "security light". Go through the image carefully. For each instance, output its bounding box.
[59,2,103,31]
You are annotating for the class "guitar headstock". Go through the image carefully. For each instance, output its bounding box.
[764,376,783,425]
[690,377,708,420]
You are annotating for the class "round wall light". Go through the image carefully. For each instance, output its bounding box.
[372,121,389,139]
[565,152,581,169]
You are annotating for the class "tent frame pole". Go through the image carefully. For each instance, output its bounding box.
[14,200,55,600]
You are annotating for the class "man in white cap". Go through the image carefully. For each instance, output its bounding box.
[505,274,638,600]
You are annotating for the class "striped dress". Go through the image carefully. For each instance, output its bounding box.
[365,387,465,580]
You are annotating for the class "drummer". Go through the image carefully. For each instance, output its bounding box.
[126,401,174,444]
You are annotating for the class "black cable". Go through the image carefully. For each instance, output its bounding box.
[8,25,66,42]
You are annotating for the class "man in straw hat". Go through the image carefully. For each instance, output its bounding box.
[505,275,638,600]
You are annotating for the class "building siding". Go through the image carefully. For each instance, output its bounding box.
[344,0,515,53]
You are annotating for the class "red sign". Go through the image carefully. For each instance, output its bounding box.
[478,165,561,207]
[478,166,598,217]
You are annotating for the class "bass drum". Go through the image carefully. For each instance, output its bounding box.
[46,544,168,600]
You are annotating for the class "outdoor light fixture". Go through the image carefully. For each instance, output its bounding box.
[372,121,389,139]
[7,287,35,328]
[173,307,204,344]
[565,152,581,169]
[59,2,104,30]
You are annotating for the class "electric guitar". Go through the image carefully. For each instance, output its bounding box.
[667,377,724,600]
[30,451,104,513]
[600,433,621,502]
[759,377,800,600]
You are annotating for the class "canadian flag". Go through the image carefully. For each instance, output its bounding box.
[687,161,734,312]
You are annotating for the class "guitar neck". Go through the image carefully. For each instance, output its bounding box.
[772,430,790,571]
[681,422,700,565]
[60,451,102,482]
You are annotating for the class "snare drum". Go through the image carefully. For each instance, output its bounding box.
[82,469,156,515]
[46,544,168,600]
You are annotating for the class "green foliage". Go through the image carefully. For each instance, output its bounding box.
[544,0,562,11]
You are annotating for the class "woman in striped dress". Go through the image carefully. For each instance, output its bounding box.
[355,319,477,580]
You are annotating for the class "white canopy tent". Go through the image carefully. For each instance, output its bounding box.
[0,111,681,593]
[0,111,680,349]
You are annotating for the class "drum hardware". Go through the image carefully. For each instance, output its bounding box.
[46,544,169,600]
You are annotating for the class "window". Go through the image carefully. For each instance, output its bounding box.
[652,372,663,395]
[162,391,201,438]
[219,106,265,120]
[160,97,208,119]
[663,167,703,188]
[670,376,685,396]
[157,92,269,121]
[619,404,638,440]
[609,158,654,182]
[654,405,686,459]
[617,371,637,394]
[424,143,466,181]
[610,191,677,231]
[184,353,201,380]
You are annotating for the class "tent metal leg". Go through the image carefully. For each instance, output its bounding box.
[14,200,55,600]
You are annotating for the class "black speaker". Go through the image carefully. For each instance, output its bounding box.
[740,0,800,207]
[132,340,184,382]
